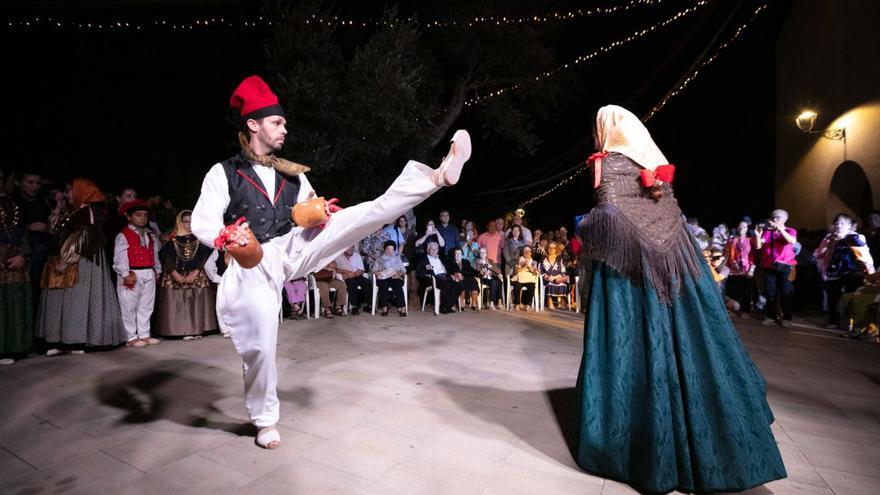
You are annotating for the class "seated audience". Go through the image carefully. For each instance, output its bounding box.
[372,240,407,317]
[511,245,539,311]
[446,246,479,310]
[541,241,570,309]
[314,261,347,318]
[416,241,456,313]
[336,245,368,315]
[475,247,503,310]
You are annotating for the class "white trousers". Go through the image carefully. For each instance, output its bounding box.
[117,270,157,341]
[217,160,440,427]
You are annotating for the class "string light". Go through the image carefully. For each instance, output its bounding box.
[516,2,768,208]
[643,2,768,121]
[465,0,711,107]
[519,167,589,208]
[5,0,669,33]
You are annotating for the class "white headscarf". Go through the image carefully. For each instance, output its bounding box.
[594,105,668,171]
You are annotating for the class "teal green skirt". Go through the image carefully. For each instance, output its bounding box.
[573,259,786,493]
[0,281,34,355]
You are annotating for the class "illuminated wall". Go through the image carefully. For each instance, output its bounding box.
[775,0,880,229]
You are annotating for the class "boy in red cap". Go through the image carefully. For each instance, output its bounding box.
[113,199,162,348]
[191,75,471,449]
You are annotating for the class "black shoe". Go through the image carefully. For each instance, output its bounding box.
[351,308,360,315]
[440,308,451,314]
[398,309,407,317]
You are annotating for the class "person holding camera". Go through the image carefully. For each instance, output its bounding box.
[754,209,798,327]
[414,219,445,256]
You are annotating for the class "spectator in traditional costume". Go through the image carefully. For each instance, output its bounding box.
[0,193,34,365]
[11,171,52,313]
[813,213,874,329]
[541,241,570,309]
[113,199,162,347]
[36,178,126,355]
[155,210,218,339]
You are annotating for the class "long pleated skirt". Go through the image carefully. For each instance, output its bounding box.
[572,258,786,493]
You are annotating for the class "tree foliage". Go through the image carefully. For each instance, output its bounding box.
[262,0,570,202]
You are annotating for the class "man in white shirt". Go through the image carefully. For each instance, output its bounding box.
[191,75,471,449]
[335,246,368,314]
[416,241,456,313]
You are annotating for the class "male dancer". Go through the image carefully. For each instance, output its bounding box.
[191,75,470,449]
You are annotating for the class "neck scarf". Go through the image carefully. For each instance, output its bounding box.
[238,132,310,176]
[129,223,151,249]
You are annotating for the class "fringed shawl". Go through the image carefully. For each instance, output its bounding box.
[578,152,701,304]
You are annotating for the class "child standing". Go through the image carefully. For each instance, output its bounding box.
[113,199,161,347]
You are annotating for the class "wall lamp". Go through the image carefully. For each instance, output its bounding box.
[795,110,846,140]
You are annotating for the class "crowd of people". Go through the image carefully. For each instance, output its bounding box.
[2,168,878,367]
[691,209,880,339]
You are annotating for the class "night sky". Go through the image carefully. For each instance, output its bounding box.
[3,0,791,231]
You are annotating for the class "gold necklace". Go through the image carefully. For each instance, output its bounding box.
[173,235,200,262]
[0,198,20,232]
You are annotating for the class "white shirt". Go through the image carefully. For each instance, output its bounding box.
[427,254,446,275]
[335,252,365,272]
[204,249,222,283]
[191,162,316,248]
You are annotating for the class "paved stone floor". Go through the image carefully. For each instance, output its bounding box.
[1,308,879,495]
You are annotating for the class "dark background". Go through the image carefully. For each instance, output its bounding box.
[2,0,791,232]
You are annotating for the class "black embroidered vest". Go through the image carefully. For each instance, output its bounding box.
[221,154,301,244]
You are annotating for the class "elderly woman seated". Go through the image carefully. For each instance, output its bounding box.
[371,240,408,317]
[511,245,539,311]
[540,241,570,309]
[475,247,503,309]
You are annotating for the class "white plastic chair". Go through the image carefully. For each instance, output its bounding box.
[420,275,441,316]
[505,273,539,311]
[371,274,408,315]
[308,273,348,319]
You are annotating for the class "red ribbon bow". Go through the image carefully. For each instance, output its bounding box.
[214,217,247,250]
[587,151,608,163]
[640,164,676,187]
[587,152,609,189]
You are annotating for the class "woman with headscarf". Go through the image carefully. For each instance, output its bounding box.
[572,105,785,493]
[36,178,126,355]
[155,210,218,339]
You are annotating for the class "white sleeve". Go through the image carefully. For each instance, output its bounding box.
[351,252,365,272]
[204,249,222,283]
[296,174,317,202]
[191,163,231,248]
[153,238,162,272]
[112,233,130,277]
